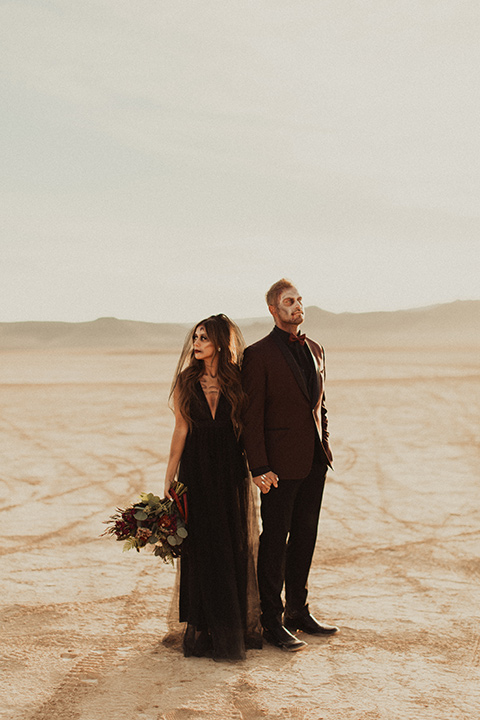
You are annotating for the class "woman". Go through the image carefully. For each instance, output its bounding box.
[164,314,262,660]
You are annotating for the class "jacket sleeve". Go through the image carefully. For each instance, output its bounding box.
[241,346,269,473]
[320,346,333,465]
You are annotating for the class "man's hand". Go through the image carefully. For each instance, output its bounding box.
[252,471,279,494]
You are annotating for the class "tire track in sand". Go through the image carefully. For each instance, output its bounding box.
[26,647,117,720]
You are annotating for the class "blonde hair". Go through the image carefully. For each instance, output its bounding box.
[265,278,295,307]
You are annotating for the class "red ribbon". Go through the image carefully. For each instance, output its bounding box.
[170,488,188,524]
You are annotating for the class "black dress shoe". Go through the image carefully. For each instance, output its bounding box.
[284,612,339,635]
[262,624,307,651]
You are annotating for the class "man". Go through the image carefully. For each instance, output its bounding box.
[242,278,338,651]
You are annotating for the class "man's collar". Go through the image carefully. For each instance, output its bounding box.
[273,325,305,344]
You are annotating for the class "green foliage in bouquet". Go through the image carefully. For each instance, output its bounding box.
[103,482,188,564]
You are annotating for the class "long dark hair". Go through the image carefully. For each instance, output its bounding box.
[169,314,246,437]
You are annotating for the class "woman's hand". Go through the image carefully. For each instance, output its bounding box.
[252,471,279,494]
[164,477,173,500]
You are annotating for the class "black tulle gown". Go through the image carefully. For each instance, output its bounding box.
[176,384,262,660]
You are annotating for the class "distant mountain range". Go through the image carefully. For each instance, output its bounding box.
[0,300,478,350]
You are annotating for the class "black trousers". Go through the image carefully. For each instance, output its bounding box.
[257,446,327,627]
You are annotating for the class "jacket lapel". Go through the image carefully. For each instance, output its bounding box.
[305,340,321,408]
[270,330,310,401]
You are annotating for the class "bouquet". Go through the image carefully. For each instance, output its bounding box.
[103,482,188,564]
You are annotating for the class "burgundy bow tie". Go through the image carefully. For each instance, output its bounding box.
[289,332,306,346]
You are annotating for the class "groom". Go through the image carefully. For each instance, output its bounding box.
[242,279,338,651]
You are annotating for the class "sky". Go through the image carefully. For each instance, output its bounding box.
[1,0,479,323]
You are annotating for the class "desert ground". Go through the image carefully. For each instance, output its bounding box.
[1,343,479,720]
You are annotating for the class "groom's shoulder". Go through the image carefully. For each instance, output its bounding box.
[306,336,322,353]
[245,332,274,354]
[246,333,273,350]
[306,336,325,363]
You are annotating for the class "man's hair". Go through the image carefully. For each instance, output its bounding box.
[266,278,295,307]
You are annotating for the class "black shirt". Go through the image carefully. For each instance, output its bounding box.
[272,325,316,400]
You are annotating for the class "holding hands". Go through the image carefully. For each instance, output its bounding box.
[253,471,279,494]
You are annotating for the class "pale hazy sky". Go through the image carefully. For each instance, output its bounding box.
[2,1,479,323]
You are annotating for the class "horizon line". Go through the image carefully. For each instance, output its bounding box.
[1,298,478,326]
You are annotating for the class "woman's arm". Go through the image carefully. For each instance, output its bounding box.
[164,384,189,499]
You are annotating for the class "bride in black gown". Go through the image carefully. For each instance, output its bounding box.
[164,314,262,660]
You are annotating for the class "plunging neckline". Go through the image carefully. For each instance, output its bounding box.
[198,382,221,421]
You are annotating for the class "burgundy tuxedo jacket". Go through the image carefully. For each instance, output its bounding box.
[241,329,333,480]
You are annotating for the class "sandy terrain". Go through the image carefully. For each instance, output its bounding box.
[1,345,479,720]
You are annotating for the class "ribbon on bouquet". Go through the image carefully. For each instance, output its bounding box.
[170,487,188,524]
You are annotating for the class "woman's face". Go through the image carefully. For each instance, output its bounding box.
[193,325,216,362]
